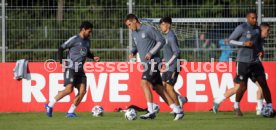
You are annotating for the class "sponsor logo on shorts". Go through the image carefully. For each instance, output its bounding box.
[239,75,243,80]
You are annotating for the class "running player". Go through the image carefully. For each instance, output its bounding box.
[212,11,273,116]
[124,14,184,120]
[45,21,100,118]
[159,16,188,111]
[212,23,270,115]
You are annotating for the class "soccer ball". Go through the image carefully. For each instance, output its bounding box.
[261,104,275,118]
[125,108,137,120]
[153,103,160,113]
[91,105,104,117]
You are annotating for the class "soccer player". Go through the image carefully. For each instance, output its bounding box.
[124,14,184,120]
[212,11,273,116]
[159,16,188,110]
[45,21,100,118]
[233,23,270,115]
[212,23,270,115]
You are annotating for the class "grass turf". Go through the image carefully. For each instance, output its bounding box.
[0,112,275,130]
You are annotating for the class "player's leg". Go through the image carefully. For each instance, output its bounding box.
[164,71,180,106]
[233,62,250,116]
[256,76,272,104]
[254,62,273,108]
[139,79,156,119]
[213,83,240,113]
[234,81,247,116]
[45,68,74,117]
[153,71,183,120]
[66,83,86,117]
[66,72,87,117]
[256,81,264,115]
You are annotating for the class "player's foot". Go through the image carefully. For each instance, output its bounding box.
[178,96,188,107]
[212,102,220,114]
[44,104,53,117]
[256,107,262,115]
[174,112,184,120]
[140,112,156,120]
[66,113,77,118]
[234,108,243,117]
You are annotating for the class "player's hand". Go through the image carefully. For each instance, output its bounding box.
[129,53,135,59]
[244,41,253,47]
[224,39,229,44]
[257,52,264,58]
[93,56,100,62]
[145,53,152,60]
[161,63,169,72]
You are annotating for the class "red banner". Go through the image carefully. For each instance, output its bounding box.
[0,62,275,112]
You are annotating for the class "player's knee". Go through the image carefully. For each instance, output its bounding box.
[64,86,73,94]
[165,85,174,92]
[79,91,86,97]
[140,80,148,87]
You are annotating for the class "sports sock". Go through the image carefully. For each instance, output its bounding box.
[170,104,181,113]
[147,102,154,114]
[68,104,77,113]
[257,100,263,109]
[48,98,57,108]
[214,95,226,104]
[234,102,240,109]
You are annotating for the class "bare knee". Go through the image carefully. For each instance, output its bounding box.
[165,85,174,92]
[64,85,74,95]
[79,90,87,96]
[141,80,148,88]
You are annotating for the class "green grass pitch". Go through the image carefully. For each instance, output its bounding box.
[0,112,275,130]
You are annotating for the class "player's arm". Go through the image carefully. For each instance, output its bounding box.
[87,49,94,59]
[129,38,138,59]
[257,39,265,58]
[87,49,100,62]
[87,41,100,62]
[229,26,252,47]
[146,27,165,59]
[58,47,65,64]
[58,35,76,64]
[166,37,180,66]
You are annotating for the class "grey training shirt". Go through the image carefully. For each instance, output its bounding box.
[131,25,165,63]
[229,22,261,63]
[163,30,180,72]
[60,34,92,70]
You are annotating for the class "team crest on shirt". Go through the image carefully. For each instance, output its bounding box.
[246,31,252,39]
[141,32,146,38]
[165,39,168,44]
[80,47,87,56]
[70,78,73,82]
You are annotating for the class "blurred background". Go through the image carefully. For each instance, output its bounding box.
[1,0,276,62]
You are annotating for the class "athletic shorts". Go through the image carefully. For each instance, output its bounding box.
[64,68,87,87]
[234,61,265,83]
[141,62,162,87]
[162,71,179,86]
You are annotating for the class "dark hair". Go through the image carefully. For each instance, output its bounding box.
[159,16,172,24]
[246,10,257,17]
[79,21,93,31]
[260,22,270,28]
[124,14,139,23]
